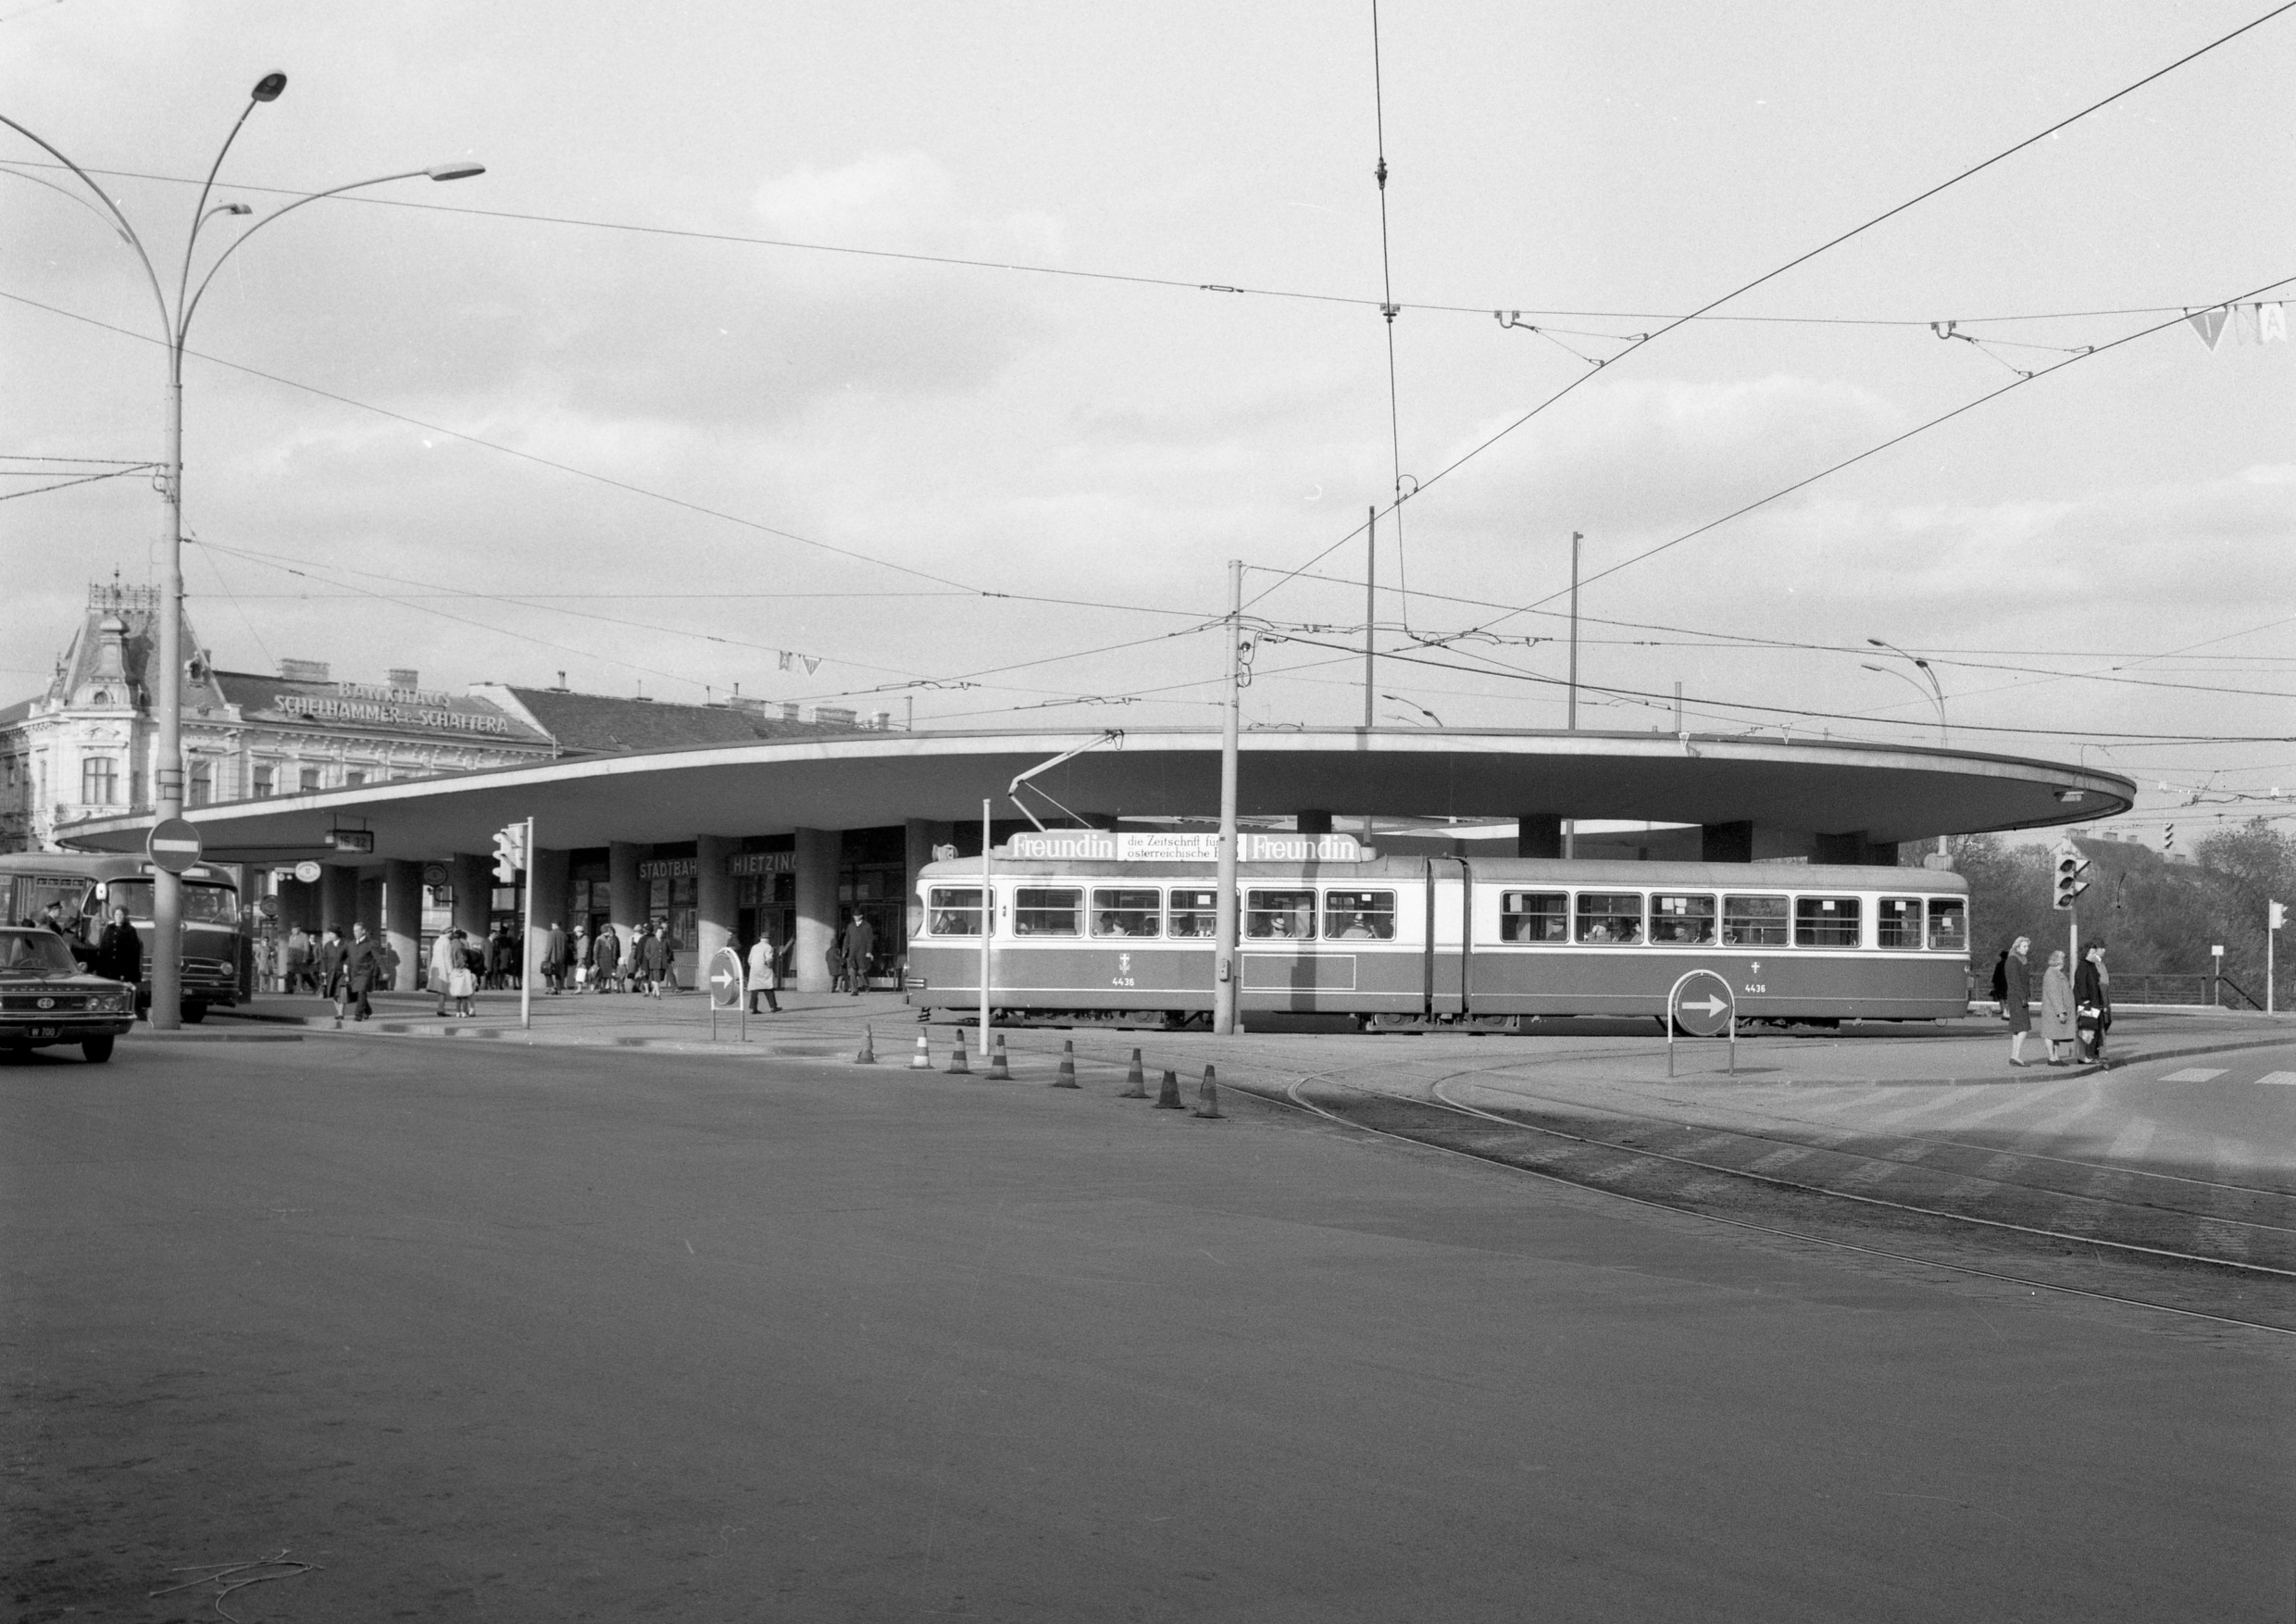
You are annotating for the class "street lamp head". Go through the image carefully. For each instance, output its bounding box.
[1865,637,1887,648]
[426,161,485,181]
[251,72,287,103]
[221,203,253,215]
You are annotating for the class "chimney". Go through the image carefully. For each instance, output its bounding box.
[278,658,331,683]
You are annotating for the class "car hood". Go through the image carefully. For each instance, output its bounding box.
[0,969,131,991]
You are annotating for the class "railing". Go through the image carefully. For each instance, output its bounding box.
[2109,973,2214,1006]
[2215,973,2264,1011]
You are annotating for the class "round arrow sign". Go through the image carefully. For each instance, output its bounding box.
[707,946,745,1010]
[146,817,203,874]
[1667,968,1735,1039]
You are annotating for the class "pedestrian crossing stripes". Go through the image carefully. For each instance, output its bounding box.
[2255,1070,2296,1087]
[2161,1068,2227,1082]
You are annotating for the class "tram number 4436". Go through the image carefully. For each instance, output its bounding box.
[1743,983,1766,993]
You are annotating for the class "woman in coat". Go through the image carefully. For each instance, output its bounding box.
[638,925,666,998]
[429,927,460,1017]
[2073,941,2112,1062]
[2003,936,2032,1067]
[592,923,620,993]
[2040,948,2076,1065]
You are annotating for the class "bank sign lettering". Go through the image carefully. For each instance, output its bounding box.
[1002,831,1366,863]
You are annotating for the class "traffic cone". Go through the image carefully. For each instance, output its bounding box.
[1119,1047,1148,1098]
[1192,1064,1224,1119]
[855,1027,877,1064]
[1052,1038,1079,1089]
[909,1031,933,1069]
[1154,1068,1183,1109]
[947,1040,970,1075]
[987,1032,1011,1080]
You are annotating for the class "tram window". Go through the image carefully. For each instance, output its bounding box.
[1014,887,1082,936]
[1575,893,1643,945]
[1500,892,1568,943]
[1650,893,1716,945]
[1795,896,1862,948]
[1091,888,1162,938]
[1722,895,1789,946]
[1324,890,1395,940]
[927,887,983,936]
[1927,897,1968,952]
[1878,897,1923,948]
[1167,889,1219,939]
[1246,889,1316,941]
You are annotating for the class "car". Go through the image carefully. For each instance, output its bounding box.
[0,927,137,1063]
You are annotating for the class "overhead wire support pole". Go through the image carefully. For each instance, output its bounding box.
[1565,530,1580,859]
[1215,559,1242,1037]
[980,798,992,1056]
[1369,0,1408,631]
[1363,506,1377,729]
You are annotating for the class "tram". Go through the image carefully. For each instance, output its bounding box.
[905,852,1970,1029]
[0,851,243,1021]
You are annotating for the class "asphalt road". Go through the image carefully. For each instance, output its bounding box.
[5,1033,2290,1622]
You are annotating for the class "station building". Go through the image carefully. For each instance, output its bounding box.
[58,719,2138,996]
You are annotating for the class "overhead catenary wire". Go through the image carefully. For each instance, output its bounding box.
[3,155,2271,333]
[1242,0,2296,610]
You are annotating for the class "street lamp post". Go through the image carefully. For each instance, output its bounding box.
[2,77,482,1028]
[1864,638,1950,863]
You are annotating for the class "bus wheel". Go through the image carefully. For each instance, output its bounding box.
[81,1035,114,1063]
[181,1002,207,1025]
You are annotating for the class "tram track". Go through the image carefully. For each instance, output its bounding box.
[1232,1056,2296,1335]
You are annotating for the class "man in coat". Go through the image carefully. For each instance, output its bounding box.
[542,921,566,994]
[344,922,385,1023]
[2073,940,2113,1062]
[317,925,349,1025]
[842,912,875,997]
[96,905,143,988]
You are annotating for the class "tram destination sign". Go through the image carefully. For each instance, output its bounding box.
[1002,831,1366,863]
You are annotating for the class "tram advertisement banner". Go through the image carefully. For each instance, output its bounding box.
[1003,831,1366,864]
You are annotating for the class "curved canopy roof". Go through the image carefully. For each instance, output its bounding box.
[56,726,2136,865]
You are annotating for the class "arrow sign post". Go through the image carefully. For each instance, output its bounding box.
[707,945,746,1043]
[1666,968,1738,1077]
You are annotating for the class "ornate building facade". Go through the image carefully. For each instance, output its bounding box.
[0,581,557,852]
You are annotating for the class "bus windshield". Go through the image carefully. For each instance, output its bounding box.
[105,881,240,927]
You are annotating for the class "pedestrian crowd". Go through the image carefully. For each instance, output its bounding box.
[1991,936,2111,1067]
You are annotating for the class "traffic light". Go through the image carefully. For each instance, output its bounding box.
[2273,900,2288,931]
[492,821,527,884]
[2051,843,2090,912]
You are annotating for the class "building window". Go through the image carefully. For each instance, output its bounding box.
[252,763,275,799]
[300,766,322,793]
[189,760,213,807]
[344,770,367,788]
[81,756,119,805]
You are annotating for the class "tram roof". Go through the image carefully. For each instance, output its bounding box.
[925,856,1969,891]
[52,725,2134,865]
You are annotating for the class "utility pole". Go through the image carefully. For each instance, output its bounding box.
[1214,559,1242,1036]
[980,798,993,1055]
[1363,506,1376,730]
[1567,531,1582,731]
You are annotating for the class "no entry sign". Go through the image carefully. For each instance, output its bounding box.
[146,818,203,874]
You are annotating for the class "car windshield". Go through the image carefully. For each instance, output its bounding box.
[0,930,80,973]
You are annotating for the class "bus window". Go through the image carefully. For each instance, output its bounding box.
[1167,889,1219,939]
[10,875,93,933]
[1722,895,1788,946]
[1927,897,1967,952]
[1091,889,1162,938]
[1795,896,1861,947]
[1650,893,1716,945]
[1878,897,1923,948]
[1246,890,1316,941]
[102,881,241,927]
[1500,892,1568,943]
[1013,888,1081,936]
[928,887,983,936]
[1575,893,1643,945]
[1324,890,1395,941]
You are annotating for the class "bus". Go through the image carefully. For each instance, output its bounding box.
[0,852,243,1021]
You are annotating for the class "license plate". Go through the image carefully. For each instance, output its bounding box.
[25,1027,58,1042]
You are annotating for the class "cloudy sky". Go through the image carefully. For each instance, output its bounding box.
[4,1,2292,837]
